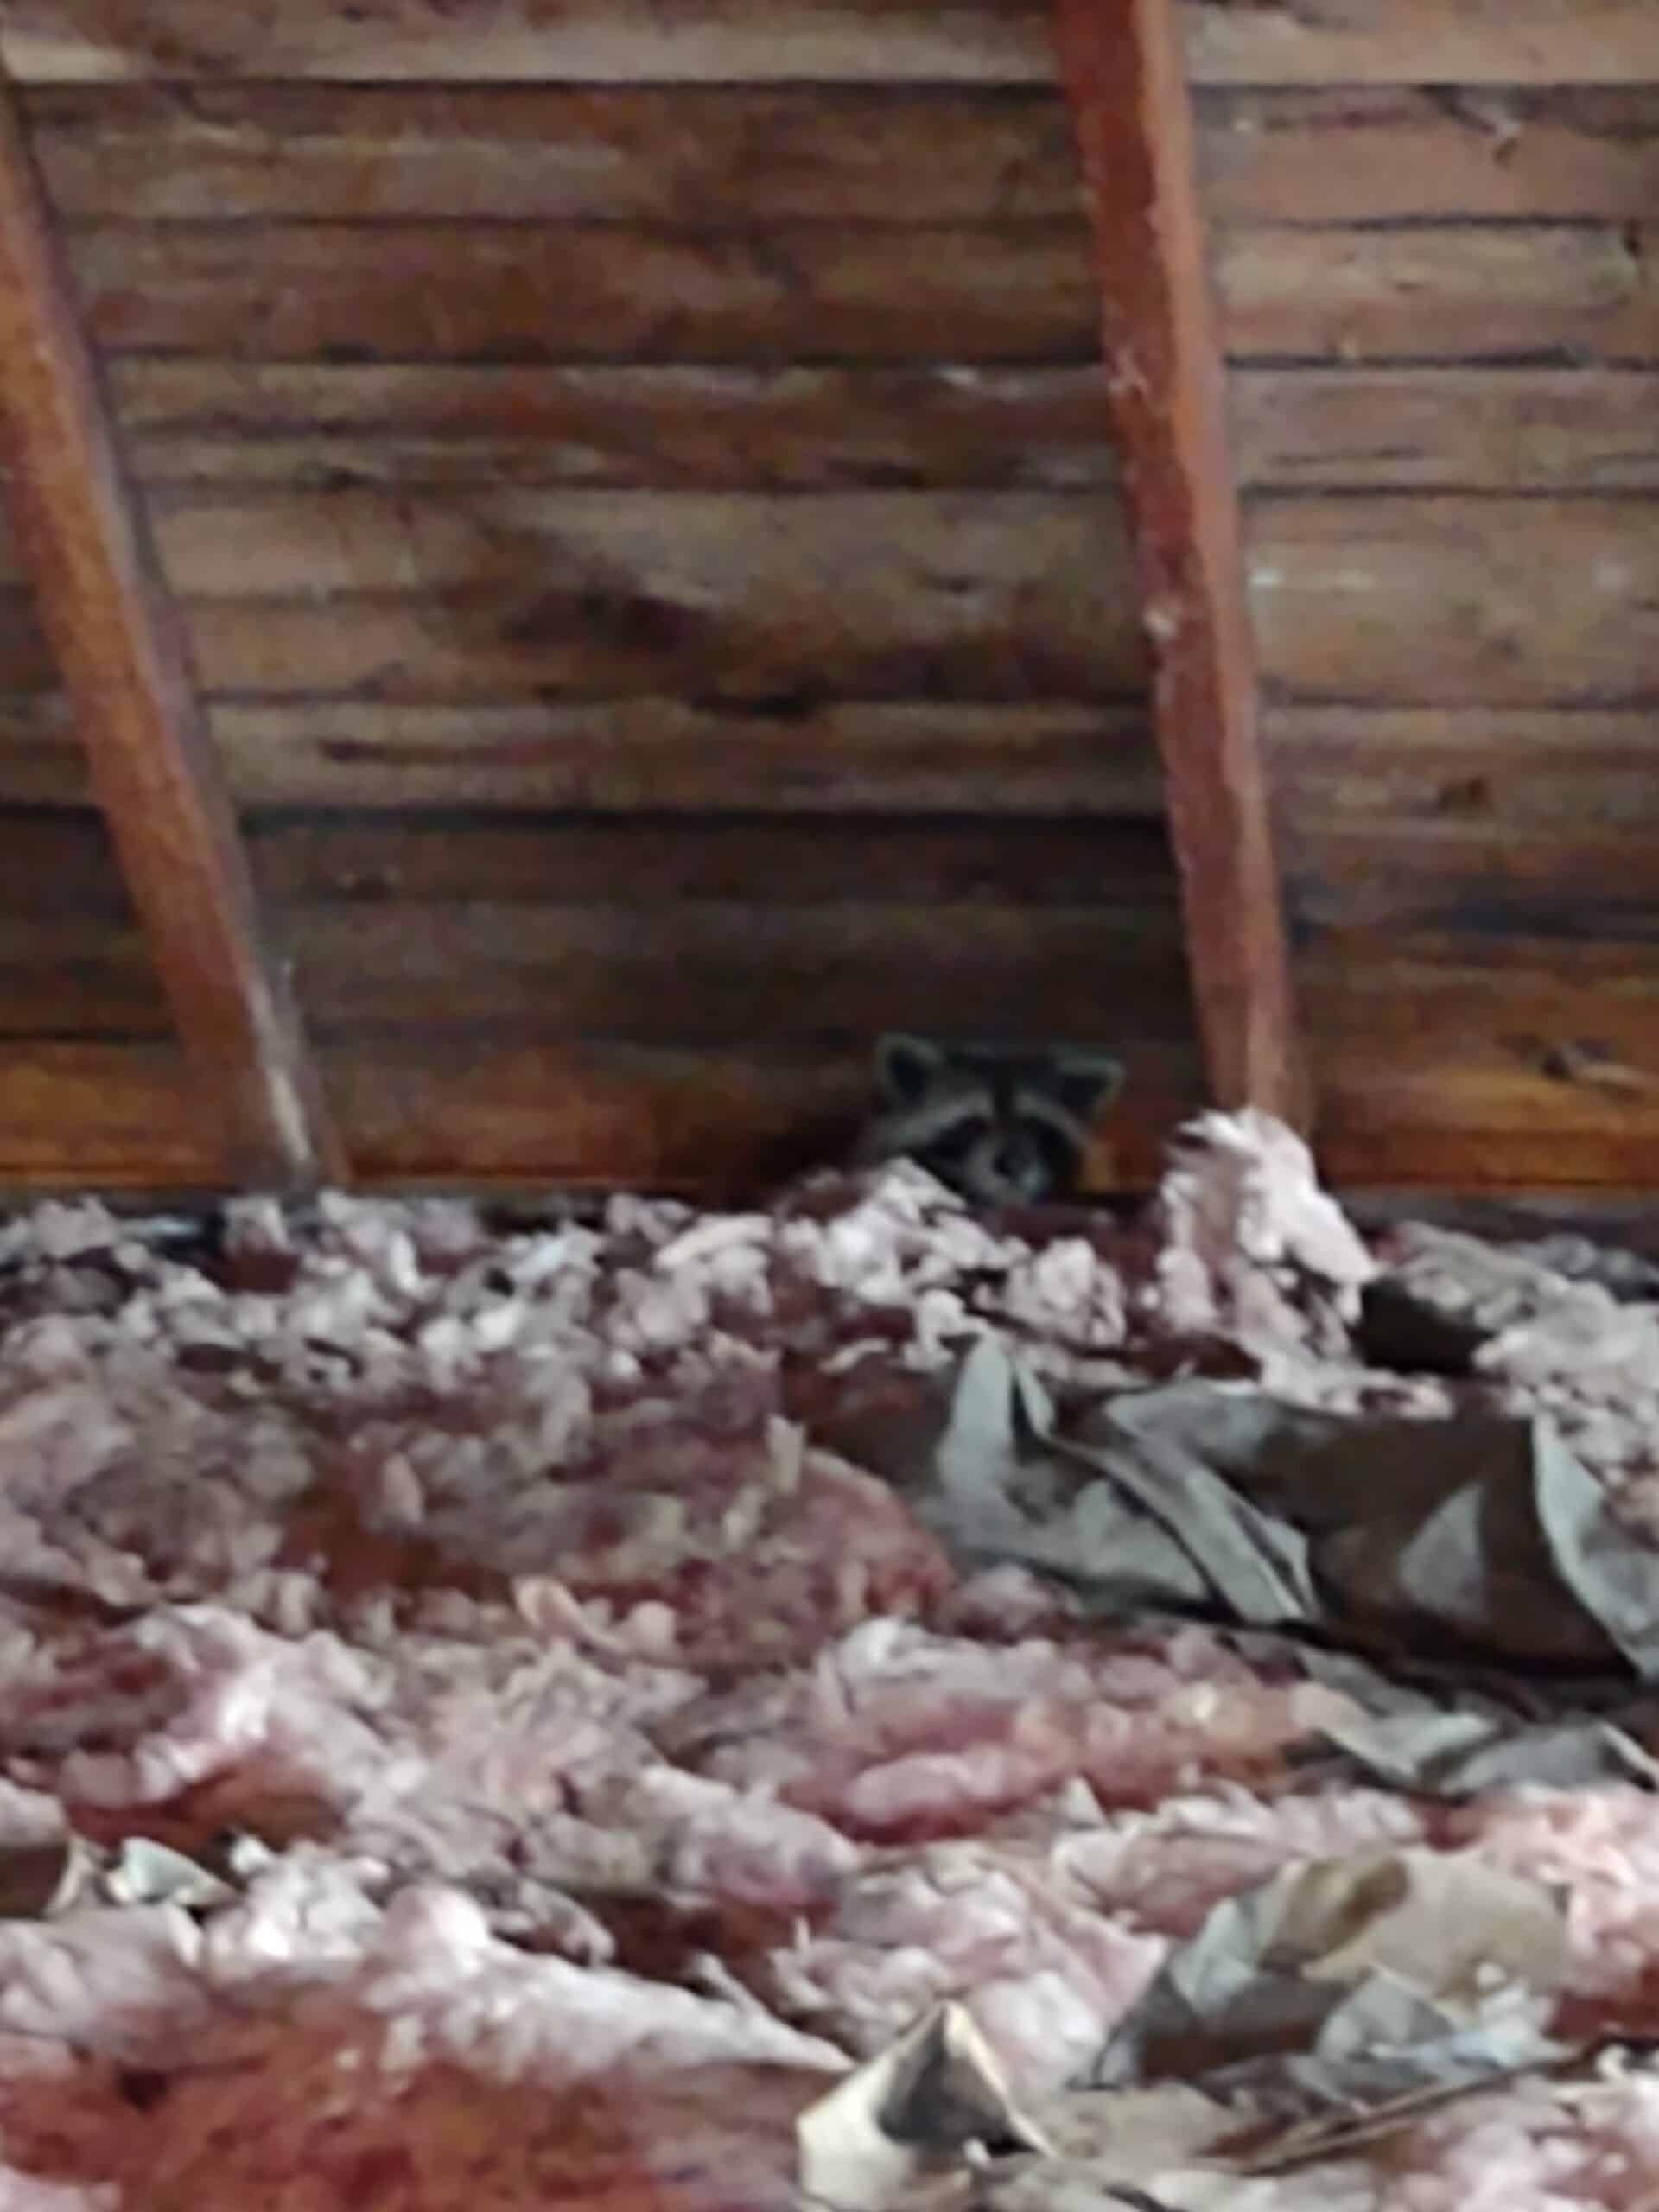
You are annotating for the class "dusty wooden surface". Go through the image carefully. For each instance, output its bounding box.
[1057,0,1300,1122]
[0,79,339,1189]
[3,0,1657,85]
[0,488,1147,702]
[0,697,1165,814]
[99,360,1127,493]
[66,222,1098,364]
[21,82,1659,228]
[0,0,1653,1195]
[0,494,1650,707]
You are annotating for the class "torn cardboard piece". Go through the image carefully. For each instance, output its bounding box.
[797,2002,1052,2211]
[797,1850,1572,2211]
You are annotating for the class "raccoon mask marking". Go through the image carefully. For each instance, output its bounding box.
[855,1033,1125,1207]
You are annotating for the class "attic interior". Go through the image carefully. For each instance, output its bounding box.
[4,0,1659,1202]
[7,5,1659,2209]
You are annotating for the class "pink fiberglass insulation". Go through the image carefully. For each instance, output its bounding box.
[0,1123,1652,2203]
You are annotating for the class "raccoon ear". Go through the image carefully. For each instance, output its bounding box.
[874,1032,946,1103]
[1050,1050,1124,1122]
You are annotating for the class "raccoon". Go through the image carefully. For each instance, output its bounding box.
[855,1033,1124,1207]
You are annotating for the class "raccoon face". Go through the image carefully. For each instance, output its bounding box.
[856,1033,1125,1207]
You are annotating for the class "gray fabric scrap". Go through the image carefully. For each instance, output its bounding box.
[1311,1708,1659,1797]
[917,1338,1659,1687]
[1086,1847,1568,2118]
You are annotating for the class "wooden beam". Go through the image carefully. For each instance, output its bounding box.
[0,76,340,1187]
[1052,0,1303,1122]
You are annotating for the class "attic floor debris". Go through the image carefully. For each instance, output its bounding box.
[2,1116,1659,2207]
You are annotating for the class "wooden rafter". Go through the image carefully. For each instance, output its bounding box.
[1052,0,1305,1122]
[0,77,341,1188]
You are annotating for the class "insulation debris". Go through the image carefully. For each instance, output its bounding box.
[0,1123,1656,2205]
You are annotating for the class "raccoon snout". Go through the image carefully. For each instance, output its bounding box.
[969,1131,1052,1203]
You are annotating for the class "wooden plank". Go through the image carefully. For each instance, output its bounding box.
[1267,708,1659,836]
[0,805,1178,912]
[243,811,1179,911]
[0,3,1058,87]
[146,489,1145,705]
[0,490,1144,702]
[6,0,1659,88]
[122,486,1131,605]
[66,221,1097,366]
[0,1039,217,1184]
[0,579,1159,708]
[0,493,1649,709]
[0,696,1164,814]
[103,361,1121,493]
[1055,0,1300,1121]
[52,218,1659,376]
[1304,943,1659,1189]
[168,598,1136,709]
[1220,224,1658,365]
[1183,1,1659,89]
[1247,498,1659,708]
[1283,821,1659,939]
[0,900,1193,1040]
[22,85,1083,225]
[0,80,338,1188]
[1198,88,1659,226]
[1233,370,1659,493]
[51,84,1659,234]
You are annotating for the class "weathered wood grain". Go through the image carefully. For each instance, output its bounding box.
[54,220,1659,374]
[1247,499,1659,708]
[0,2,1058,86]
[1233,370,1659,493]
[35,86,1659,231]
[138,488,1144,704]
[0,1041,216,1184]
[0,696,1164,813]
[101,361,1120,493]
[0,805,1178,912]
[6,0,1659,87]
[125,486,1132,603]
[44,359,1659,501]
[1302,941,1659,1188]
[247,812,1179,911]
[1267,709,1659,836]
[1198,88,1659,226]
[1284,823,1659,940]
[0,79,339,1189]
[0,492,1143,701]
[22,85,1084,224]
[0,495,1649,709]
[1058,0,1299,1122]
[1185,0,1659,88]
[65,221,1098,365]
[1220,225,1657,365]
[167,601,1136,709]
[0,901,1192,1040]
